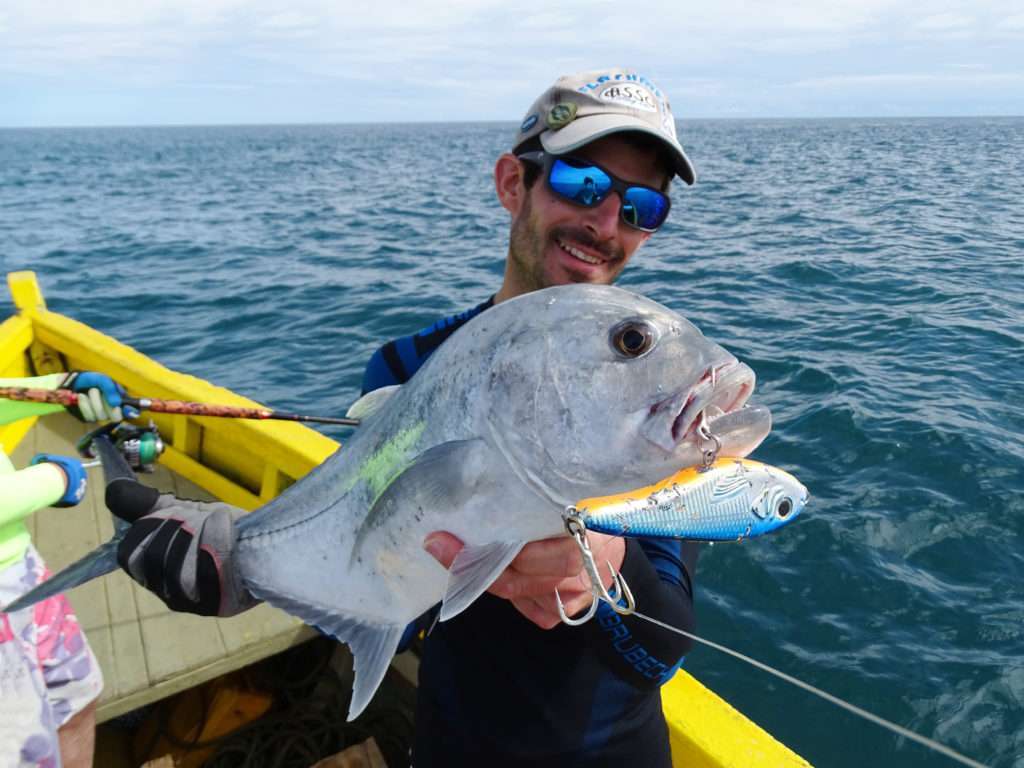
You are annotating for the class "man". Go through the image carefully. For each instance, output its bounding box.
[114,69,701,767]
[1,371,130,768]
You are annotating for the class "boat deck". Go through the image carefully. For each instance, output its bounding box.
[10,411,316,723]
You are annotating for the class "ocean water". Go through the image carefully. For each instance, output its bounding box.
[1,118,1023,767]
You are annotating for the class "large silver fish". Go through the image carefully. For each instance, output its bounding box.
[7,284,774,719]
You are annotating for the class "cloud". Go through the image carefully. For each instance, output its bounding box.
[2,0,1022,124]
[996,13,1024,30]
[791,71,1024,89]
[915,12,975,31]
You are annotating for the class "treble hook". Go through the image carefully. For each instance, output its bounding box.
[555,509,636,626]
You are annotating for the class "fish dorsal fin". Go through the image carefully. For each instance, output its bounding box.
[439,540,526,622]
[346,385,401,420]
[244,586,403,721]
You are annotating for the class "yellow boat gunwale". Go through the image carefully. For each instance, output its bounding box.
[1,270,810,767]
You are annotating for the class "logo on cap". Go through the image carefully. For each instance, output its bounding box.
[546,102,578,130]
[598,85,657,113]
[520,114,538,134]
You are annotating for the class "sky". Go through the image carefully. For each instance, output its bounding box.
[1,0,1022,127]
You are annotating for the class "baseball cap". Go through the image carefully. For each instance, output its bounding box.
[513,68,696,185]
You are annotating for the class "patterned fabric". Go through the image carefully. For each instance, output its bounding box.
[0,545,103,768]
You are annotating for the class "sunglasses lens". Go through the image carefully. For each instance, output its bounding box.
[541,155,670,231]
[623,187,669,230]
[548,158,612,206]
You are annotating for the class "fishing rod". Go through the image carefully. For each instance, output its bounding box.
[0,387,361,427]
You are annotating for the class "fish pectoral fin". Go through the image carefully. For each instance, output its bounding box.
[440,540,526,622]
[369,438,501,517]
[346,385,401,420]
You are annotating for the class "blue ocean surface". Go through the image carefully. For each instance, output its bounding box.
[1,119,1023,767]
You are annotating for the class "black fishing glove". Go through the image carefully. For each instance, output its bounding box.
[106,479,257,617]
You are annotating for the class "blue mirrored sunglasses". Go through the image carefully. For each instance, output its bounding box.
[518,151,671,232]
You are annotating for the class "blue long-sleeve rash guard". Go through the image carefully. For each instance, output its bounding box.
[362,298,700,768]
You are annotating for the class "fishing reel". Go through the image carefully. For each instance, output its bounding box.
[76,421,166,473]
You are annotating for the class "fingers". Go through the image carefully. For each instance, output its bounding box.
[85,387,122,422]
[423,533,587,600]
[116,513,224,616]
[511,596,560,630]
[76,389,98,421]
[423,531,463,569]
[489,537,595,600]
[506,537,584,577]
[74,387,122,422]
[421,530,626,630]
[105,479,161,522]
[512,589,595,630]
[62,372,126,422]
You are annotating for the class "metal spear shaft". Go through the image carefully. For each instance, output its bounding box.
[0,387,361,427]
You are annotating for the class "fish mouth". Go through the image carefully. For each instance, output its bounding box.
[671,362,755,442]
[644,361,758,453]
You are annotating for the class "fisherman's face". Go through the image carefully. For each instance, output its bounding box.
[503,135,668,296]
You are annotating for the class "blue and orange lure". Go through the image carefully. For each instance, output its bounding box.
[575,458,808,542]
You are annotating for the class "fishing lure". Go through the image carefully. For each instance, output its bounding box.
[575,457,807,542]
[554,457,807,625]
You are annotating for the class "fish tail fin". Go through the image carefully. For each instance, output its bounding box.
[3,434,160,614]
[2,541,120,613]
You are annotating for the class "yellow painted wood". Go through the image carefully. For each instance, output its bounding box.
[171,413,201,457]
[158,445,262,511]
[259,461,284,501]
[0,315,34,367]
[0,415,37,457]
[7,270,46,312]
[29,310,337,474]
[6,272,66,375]
[0,314,37,454]
[663,669,810,767]
[15,282,337,506]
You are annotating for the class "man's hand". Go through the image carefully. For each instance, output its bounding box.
[29,454,87,507]
[58,371,137,422]
[424,531,626,629]
[106,485,255,617]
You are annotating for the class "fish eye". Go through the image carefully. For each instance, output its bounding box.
[611,320,658,359]
[776,497,793,518]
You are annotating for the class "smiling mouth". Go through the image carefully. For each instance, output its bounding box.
[556,237,606,266]
[664,363,755,443]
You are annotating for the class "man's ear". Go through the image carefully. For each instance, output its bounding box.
[494,153,527,216]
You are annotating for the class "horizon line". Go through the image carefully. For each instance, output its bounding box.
[2,114,1023,131]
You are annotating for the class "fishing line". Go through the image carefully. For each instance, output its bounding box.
[630,611,989,768]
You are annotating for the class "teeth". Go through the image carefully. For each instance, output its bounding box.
[558,239,602,265]
[705,405,726,421]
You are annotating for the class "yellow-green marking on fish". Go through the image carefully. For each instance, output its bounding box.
[353,421,427,506]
